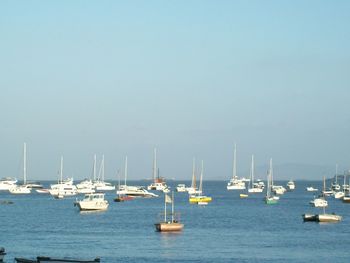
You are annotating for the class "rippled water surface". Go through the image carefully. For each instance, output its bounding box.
[1,180,350,262]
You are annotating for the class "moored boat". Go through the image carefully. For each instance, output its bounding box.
[317,213,342,223]
[75,193,109,211]
[155,191,183,232]
[15,256,100,263]
[0,247,6,262]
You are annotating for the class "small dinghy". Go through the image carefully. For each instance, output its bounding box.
[15,256,100,263]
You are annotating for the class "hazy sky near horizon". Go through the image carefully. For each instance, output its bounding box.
[1,1,349,181]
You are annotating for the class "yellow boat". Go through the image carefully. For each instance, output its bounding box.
[240,194,249,198]
[189,195,212,204]
[189,160,212,204]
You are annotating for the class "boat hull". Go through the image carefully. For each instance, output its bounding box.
[155,222,184,232]
[15,257,100,263]
[317,214,342,223]
[189,196,212,204]
[265,197,278,205]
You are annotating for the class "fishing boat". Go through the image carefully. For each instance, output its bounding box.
[0,247,6,262]
[265,159,278,205]
[227,144,246,190]
[15,256,100,263]
[189,160,212,204]
[9,143,31,194]
[247,155,263,193]
[155,191,184,232]
[75,193,109,211]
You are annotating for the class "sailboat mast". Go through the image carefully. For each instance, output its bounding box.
[164,193,167,222]
[153,148,157,183]
[124,156,128,186]
[233,143,237,179]
[60,156,63,183]
[171,191,174,222]
[191,158,196,189]
[249,155,254,188]
[23,142,27,185]
[335,164,338,184]
[199,160,203,194]
[101,154,105,182]
[93,154,96,181]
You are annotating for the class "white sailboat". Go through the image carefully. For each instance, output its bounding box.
[310,177,328,208]
[94,155,115,191]
[77,155,96,194]
[117,156,158,198]
[186,158,201,195]
[189,160,212,204]
[265,158,278,204]
[49,156,77,198]
[9,143,31,194]
[248,155,263,193]
[147,148,169,192]
[227,144,246,190]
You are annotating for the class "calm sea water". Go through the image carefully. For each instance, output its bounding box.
[1,180,350,262]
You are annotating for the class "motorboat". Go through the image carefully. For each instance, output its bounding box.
[0,177,17,191]
[306,186,318,192]
[272,185,286,195]
[76,179,95,190]
[310,197,328,208]
[117,185,158,198]
[0,247,6,262]
[9,185,31,194]
[176,184,187,192]
[342,196,350,203]
[286,180,295,191]
[75,193,109,211]
[155,191,184,232]
[113,195,134,202]
[94,181,115,191]
[49,185,77,198]
[15,256,100,263]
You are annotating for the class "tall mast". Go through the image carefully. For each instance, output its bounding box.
[199,160,203,194]
[335,164,338,184]
[23,142,27,185]
[153,148,157,182]
[164,192,167,222]
[60,156,63,183]
[101,154,105,182]
[171,191,174,222]
[249,155,254,188]
[93,154,97,181]
[124,156,128,186]
[191,158,196,189]
[233,143,237,179]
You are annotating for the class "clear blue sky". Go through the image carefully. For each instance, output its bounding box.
[1,1,349,181]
